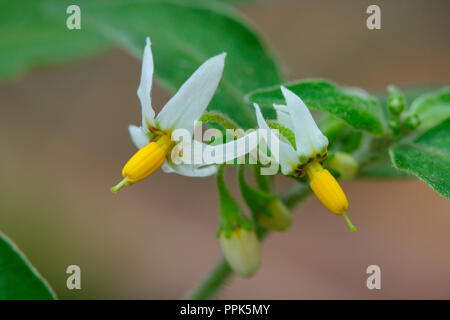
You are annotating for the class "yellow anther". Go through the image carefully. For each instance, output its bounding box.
[306,160,355,232]
[306,160,348,215]
[111,135,173,193]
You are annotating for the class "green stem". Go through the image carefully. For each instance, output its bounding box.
[185,183,311,300]
[185,258,233,300]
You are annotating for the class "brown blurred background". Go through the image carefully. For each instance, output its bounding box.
[1,0,450,299]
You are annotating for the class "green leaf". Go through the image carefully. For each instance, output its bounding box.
[0,231,55,299]
[247,79,387,136]
[0,0,111,81]
[390,118,450,199]
[41,0,281,129]
[402,87,450,130]
[359,161,411,179]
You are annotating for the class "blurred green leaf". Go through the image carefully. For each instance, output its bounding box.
[247,80,387,136]
[42,0,281,129]
[402,87,450,130]
[390,118,450,199]
[0,231,55,299]
[359,161,411,179]
[0,0,111,81]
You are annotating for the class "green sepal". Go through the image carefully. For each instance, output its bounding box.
[200,111,238,130]
[267,121,296,149]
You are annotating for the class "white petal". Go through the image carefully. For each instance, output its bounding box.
[273,104,289,113]
[161,162,175,173]
[156,53,226,134]
[280,86,328,157]
[202,131,259,165]
[177,140,211,165]
[137,37,156,127]
[128,125,150,149]
[162,161,218,177]
[274,104,294,132]
[254,103,298,174]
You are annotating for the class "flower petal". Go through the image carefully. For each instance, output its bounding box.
[156,53,226,134]
[203,131,259,165]
[254,103,298,174]
[280,86,328,157]
[128,125,150,149]
[274,104,294,132]
[137,37,156,127]
[162,161,218,177]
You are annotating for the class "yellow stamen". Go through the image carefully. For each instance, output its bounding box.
[306,160,355,232]
[110,135,172,193]
[306,160,349,215]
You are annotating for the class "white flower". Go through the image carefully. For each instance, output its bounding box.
[253,87,355,231]
[253,86,328,176]
[111,37,227,193]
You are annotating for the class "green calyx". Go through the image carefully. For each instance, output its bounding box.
[200,112,238,130]
[267,121,296,149]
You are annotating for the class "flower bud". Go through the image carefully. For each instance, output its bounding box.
[388,118,401,131]
[404,114,421,130]
[327,152,358,180]
[258,200,292,231]
[388,96,405,115]
[220,228,261,278]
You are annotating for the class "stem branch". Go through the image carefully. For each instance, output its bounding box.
[185,183,311,300]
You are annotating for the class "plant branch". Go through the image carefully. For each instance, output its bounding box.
[185,182,311,300]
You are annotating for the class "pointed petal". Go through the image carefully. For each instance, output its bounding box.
[156,53,226,134]
[273,104,289,113]
[280,86,328,157]
[202,131,259,164]
[137,37,156,127]
[128,125,150,149]
[254,103,298,174]
[274,104,294,132]
[177,140,212,165]
[162,161,218,177]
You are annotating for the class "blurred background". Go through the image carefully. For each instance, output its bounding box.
[1,0,450,299]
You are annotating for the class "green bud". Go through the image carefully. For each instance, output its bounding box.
[387,85,406,115]
[219,227,261,278]
[327,152,358,180]
[388,96,405,115]
[237,166,291,232]
[258,199,292,231]
[404,114,421,130]
[388,118,401,131]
